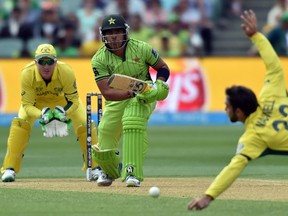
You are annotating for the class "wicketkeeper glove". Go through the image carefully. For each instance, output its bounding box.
[40,120,56,138]
[40,107,54,124]
[136,80,169,104]
[53,106,71,137]
[53,106,67,122]
[54,119,72,137]
[39,106,72,138]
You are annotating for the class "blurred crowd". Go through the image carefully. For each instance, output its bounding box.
[0,0,244,58]
[252,0,288,56]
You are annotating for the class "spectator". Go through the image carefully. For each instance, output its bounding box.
[143,0,168,27]
[266,11,288,56]
[159,0,178,12]
[79,22,103,57]
[32,1,62,41]
[168,13,194,56]
[18,0,40,25]
[0,5,33,56]
[76,0,103,42]
[104,0,146,22]
[0,6,30,40]
[230,0,242,16]
[263,0,288,33]
[148,24,182,57]
[173,0,214,55]
[53,20,81,57]
[129,14,154,42]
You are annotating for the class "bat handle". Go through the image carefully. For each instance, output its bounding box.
[143,84,152,93]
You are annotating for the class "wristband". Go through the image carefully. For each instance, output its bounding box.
[156,68,170,81]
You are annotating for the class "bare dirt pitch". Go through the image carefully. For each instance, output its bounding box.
[1,178,288,201]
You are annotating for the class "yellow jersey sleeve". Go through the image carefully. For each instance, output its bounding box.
[56,62,79,117]
[251,33,286,99]
[205,32,286,199]
[21,62,42,118]
[205,155,248,198]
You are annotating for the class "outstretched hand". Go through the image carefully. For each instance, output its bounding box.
[187,195,213,211]
[240,10,258,37]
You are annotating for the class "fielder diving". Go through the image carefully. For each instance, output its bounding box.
[188,10,288,210]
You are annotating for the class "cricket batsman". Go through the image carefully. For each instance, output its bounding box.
[1,44,100,182]
[91,14,170,187]
[188,10,288,210]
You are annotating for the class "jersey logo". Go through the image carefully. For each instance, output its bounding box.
[133,57,140,63]
[54,87,63,93]
[35,87,43,92]
[93,67,99,76]
[152,49,157,58]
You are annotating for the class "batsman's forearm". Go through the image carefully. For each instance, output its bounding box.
[205,155,248,198]
[104,89,135,101]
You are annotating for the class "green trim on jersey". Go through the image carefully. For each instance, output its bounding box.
[91,38,160,82]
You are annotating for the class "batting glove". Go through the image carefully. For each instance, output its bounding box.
[136,80,169,104]
[53,106,67,122]
[40,107,54,124]
[155,79,169,101]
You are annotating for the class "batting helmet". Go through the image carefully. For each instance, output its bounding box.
[101,14,128,31]
[99,14,130,50]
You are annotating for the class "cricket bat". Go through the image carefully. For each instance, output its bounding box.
[108,74,151,93]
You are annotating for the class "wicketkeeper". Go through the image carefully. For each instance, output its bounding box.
[1,44,100,182]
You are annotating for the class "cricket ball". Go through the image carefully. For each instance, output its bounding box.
[149,186,160,198]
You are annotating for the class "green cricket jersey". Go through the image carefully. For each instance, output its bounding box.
[91,38,160,82]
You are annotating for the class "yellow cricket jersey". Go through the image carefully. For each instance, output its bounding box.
[21,61,79,119]
[206,32,288,198]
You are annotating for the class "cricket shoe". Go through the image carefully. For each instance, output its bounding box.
[2,168,16,182]
[91,167,102,181]
[96,172,114,186]
[126,176,140,187]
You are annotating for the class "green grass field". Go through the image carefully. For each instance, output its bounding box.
[0,125,288,216]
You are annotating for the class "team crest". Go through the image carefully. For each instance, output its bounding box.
[54,87,63,93]
[40,47,51,54]
[108,18,116,25]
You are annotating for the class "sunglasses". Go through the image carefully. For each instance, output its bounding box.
[37,59,55,66]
